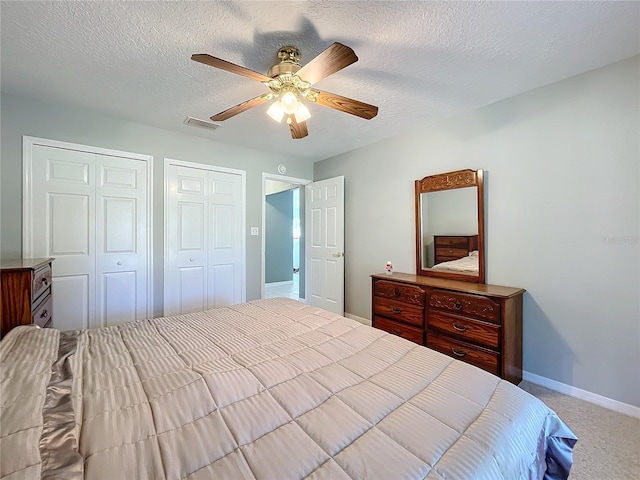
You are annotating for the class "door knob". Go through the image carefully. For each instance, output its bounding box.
[332,252,344,258]
[189,257,194,262]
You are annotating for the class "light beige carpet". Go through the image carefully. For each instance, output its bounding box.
[519,381,640,479]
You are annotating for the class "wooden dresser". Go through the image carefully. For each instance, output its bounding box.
[371,272,524,384]
[433,234,478,264]
[0,258,54,339]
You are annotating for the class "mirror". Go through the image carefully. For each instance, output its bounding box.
[415,169,485,283]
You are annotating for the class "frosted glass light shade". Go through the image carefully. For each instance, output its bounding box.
[280,92,298,114]
[267,102,284,122]
[294,102,311,123]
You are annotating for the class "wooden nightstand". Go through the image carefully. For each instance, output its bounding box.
[433,234,478,264]
[0,258,54,338]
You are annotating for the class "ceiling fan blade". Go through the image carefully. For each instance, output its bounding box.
[314,90,378,120]
[210,95,269,121]
[191,54,272,83]
[296,43,358,85]
[288,117,309,139]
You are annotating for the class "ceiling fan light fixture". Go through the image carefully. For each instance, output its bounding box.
[267,101,284,122]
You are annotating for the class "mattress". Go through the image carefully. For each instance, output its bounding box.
[0,298,576,480]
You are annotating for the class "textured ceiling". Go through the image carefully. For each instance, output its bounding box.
[1,1,639,162]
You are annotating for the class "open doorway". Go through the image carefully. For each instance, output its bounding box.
[261,173,311,300]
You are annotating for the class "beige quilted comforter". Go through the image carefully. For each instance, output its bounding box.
[1,298,576,479]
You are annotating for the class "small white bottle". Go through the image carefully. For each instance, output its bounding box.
[385,261,393,275]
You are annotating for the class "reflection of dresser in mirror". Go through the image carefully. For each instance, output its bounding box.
[433,234,478,264]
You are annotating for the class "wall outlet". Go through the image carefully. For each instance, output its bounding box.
[250,227,259,236]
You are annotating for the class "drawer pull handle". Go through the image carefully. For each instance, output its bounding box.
[41,278,48,285]
[391,307,402,314]
[40,310,48,319]
[391,328,403,336]
[393,288,400,297]
[454,300,463,310]
[451,347,467,357]
[452,322,468,332]
[116,261,122,266]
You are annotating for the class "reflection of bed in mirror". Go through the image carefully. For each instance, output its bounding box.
[431,250,479,273]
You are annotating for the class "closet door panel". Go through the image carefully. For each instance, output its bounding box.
[208,172,243,309]
[165,165,209,315]
[95,154,148,327]
[30,146,96,330]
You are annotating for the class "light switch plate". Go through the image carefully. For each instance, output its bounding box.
[250,227,259,236]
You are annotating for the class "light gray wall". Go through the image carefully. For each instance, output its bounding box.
[265,190,293,283]
[0,93,314,316]
[314,56,640,407]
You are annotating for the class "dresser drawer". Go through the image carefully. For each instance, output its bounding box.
[428,290,501,324]
[374,297,424,327]
[427,333,499,376]
[428,310,499,349]
[32,294,52,328]
[32,263,52,303]
[374,280,425,306]
[374,316,424,345]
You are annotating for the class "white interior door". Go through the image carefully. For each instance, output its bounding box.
[165,165,209,315]
[165,161,245,316]
[95,154,148,326]
[25,139,151,331]
[305,176,345,314]
[30,146,96,330]
[208,171,243,308]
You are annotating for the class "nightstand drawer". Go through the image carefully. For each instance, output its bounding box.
[427,333,499,376]
[374,316,424,345]
[32,263,52,303]
[374,280,425,306]
[428,310,499,349]
[374,297,424,327]
[429,290,501,324]
[32,294,52,328]
[435,248,468,259]
[434,237,469,248]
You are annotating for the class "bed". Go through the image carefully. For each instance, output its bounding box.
[431,251,479,273]
[1,298,576,480]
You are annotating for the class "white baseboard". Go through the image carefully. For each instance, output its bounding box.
[523,371,640,419]
[265,280,293,286]
[344,313,372,326]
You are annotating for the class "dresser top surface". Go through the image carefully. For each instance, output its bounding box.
[0,258,53,271]
[371,272,525,298]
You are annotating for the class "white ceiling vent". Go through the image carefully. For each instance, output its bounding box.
[184,116,221,131]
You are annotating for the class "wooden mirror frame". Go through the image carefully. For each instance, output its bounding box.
[415,169,485,283]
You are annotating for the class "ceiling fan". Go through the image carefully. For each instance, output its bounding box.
[191,43,378,139]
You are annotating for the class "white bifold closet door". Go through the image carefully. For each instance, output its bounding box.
[165,163,244,316]
[26,143,150,331]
